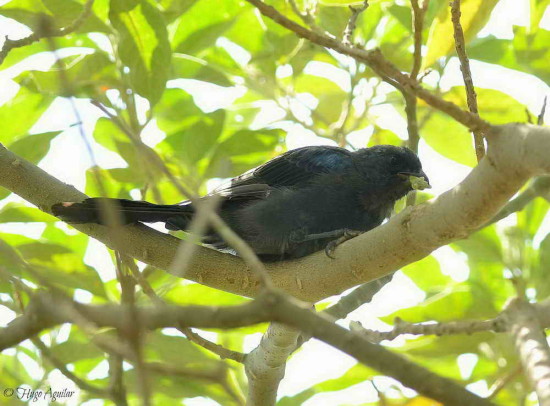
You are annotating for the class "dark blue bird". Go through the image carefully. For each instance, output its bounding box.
[52,145,429,260]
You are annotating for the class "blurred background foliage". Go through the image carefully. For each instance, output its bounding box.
[0,0,549,404]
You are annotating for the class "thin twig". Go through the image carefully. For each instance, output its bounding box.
[0,0,94,66]
[115,254,151,406]
[343,1,369,46]
[120,253,246,363]
[10,281,110,399]
[538,96,548,125]
[353,315,507,343]
[245,0,491,135]
[108,354,128,406]
[410,0,429,79]
[168,196,222,278]
[324,274,394,320]
[287,0,320,31]
[183,328,246,363]
[208,212,273,289]
[450,0,485,161]
[405,1,428,206]
[487,364,522,400]
[33,337,109,397]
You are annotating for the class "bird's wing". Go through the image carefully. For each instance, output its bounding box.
[208,146,353,201]
[230,146,354,189]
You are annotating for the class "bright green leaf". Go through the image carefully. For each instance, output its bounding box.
[8,131,61,164]
[110,0,171,105]
[0,87,53,144]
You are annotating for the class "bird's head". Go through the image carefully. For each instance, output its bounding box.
[353,145,430,195]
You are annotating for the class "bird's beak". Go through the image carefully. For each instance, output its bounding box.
[397,171,431,190]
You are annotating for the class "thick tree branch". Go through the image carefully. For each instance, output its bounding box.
[505,298,550,406]
[245,323,300,406]
[2,124,550,303]
[1,289,495,406]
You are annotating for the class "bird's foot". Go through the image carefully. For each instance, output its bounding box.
[325,229,363,259]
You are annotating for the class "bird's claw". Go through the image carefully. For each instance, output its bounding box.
[325,241,338,259]
[325,229,363,259]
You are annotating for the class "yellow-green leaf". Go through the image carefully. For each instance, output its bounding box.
[422,0,500,69]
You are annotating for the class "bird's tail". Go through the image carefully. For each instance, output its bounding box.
[51,198,194,226]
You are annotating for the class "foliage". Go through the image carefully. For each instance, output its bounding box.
[0,0,549,404]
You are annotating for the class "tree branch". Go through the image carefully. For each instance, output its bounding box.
[1,289,495,406]
[245,323,300,406]
[505,298,550,406]
[450,0,485,161]
[245,0,490,133]
[2,124,550,303]
[0,0,95,66]
[343,1,369,46]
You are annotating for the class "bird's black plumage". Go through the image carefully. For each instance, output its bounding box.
[52,145,429,260]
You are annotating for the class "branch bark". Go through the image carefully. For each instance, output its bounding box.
[450,0,485,161]
[1,289,496,406]
[245,323,300,406]
[2,124,550,302]
[505,298,550,406]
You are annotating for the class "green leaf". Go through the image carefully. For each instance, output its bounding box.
[92,117,160,183]
[225,8,265,54]
[0,35,100,71]
[154,88,203,135]
[110,0,171,105]
[49,339,104,364]
[423,0,500,69]
[163,283,249,306]
[160,0,198,22]
[279,364,376,406]
[534,234,550,299]
[171,1,239,52]
[207,129,282,177]
[0,0,108,33]
[176,20,235,55]
[402,255,452,293]
[420,87,527,166]
[452,227,502,265]
[368,127,403,147]
[511,26,550,84]
[0,238,26,271]
[8,131,61,164]
[388,4,412,32]
[446,87,528,124]
[171,55,231,86]
[294,73,347,124]
[158,109,225,168]
[0,203,56,223]
[517,195,549,240]
[0,87,53,144]
[420,110,476,167]
[382,285,474,324]
[17,52,116,98]
[146,332,218,367]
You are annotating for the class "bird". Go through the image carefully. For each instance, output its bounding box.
[51,145,429,261]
